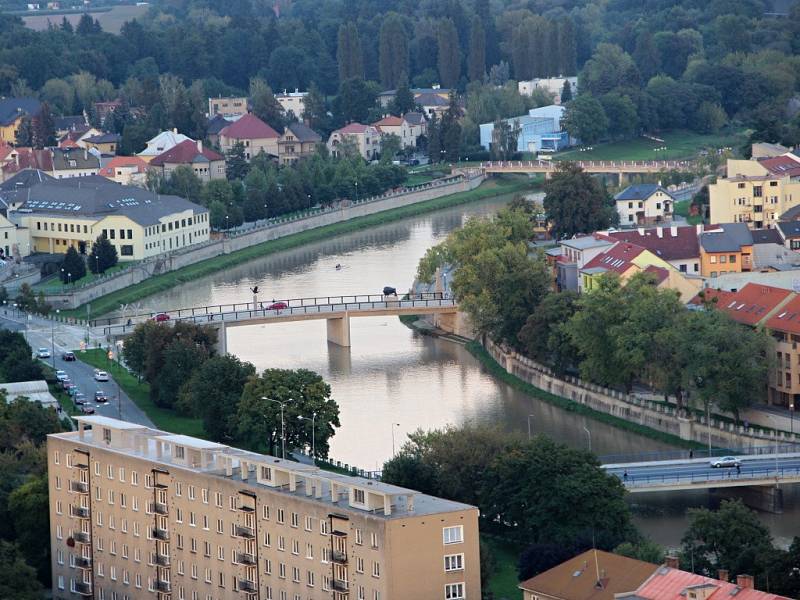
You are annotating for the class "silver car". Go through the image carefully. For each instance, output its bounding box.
[710,456,741,468]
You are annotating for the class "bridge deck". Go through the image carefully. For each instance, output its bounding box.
[481,159,695,173]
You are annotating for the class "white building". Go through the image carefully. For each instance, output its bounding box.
[137,130,193,163]
[518,77,578,104]
[614,184,675,226]
[275,90,308,120]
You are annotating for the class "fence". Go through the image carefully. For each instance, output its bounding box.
[619,465,800,489]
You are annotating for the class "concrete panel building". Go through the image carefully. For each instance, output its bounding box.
[48,416,480,600]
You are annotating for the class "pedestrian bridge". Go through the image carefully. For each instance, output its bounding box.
[482,159,696,182]
[95,293,458,351]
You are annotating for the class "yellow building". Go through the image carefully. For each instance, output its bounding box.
[82,133,121,155]
[0,97,41,143]
[48,416,481,600]
[2,173,209,260]
[709,154,800,229]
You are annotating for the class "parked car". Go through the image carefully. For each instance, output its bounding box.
[95,391,109,403]
[62,351,76,361]
[36,347,51,359]
[59,378,72,390]
[55,370,68,381]
[73,392,87,405]
[710,456,742,468]
[153,313,170,322]
[265,301,288,310]
[80,405,95,414]
[67,385,79,397]
[94,371,109,382]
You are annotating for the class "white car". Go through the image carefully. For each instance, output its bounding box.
[94,371,110,382]
[37,347,51,359]
[710,456,742,468]
[55,370,68,381]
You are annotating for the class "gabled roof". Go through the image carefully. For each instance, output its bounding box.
[54,115,87,132]
[207,114,231,135]
[415,93,449,107]
[98,156,150,177]
[51,147,100,171]
[607,226,700,261]
[0,168,55,191]
[777,221,800,238]
[0,97,41,126]
[1,148,53,174]
[561,235,614,251]
[711,283,792,326]
[372,115,403,128]
[614,184,675,202]
[149,140,224,167]
[758,153,800,178]
[767,295,800,335]
[283,122,321,143]
[780,204,800,221]
[632,565,791,600]
[644,265,670,284]
[689,288,736,307]
[518,549,658,600]
[333,123,372,135]
[138,130,192,157]
[700,223,753,253]
[84,132,121,144]
[582,241,646,274]
[403,112,426,126]
[750,228,783,245]
[219,113,279,140]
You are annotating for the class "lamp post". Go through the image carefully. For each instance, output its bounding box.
[298,413,316,461]
[354,181,359,203]
[391,422,401,456]
[527,414,535,440]
[50,309,60,369]
[68,272,72,286]
[263,397,292,459]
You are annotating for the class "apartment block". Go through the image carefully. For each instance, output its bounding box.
[48,416,480,600]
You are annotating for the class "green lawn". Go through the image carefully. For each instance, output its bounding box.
[405,173,436,186]
[674,199,703,225]
[554,129,746,162]
[484,536,523,600]
[78,348,206,437]
[34,262,137,292]
[61,176,538,319]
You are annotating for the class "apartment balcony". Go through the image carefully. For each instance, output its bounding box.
[333,579,349,592]
[73,531,90,544]
[239,579,257,593]
[155,554,171,567]
[74,461,89,470]
[69,480,89,493]
[332,550,348,564]
[70,505,90,519]
[236,552,256,565]
[74,556,92,569]
[234,524,255,539]
[152,502,168,515]
[152,527,170,541]
[155,579,171,593]
[73,582,92,596]
[333,592,350,600]
[238,503,255,513]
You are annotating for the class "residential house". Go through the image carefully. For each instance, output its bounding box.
[479,105,571,154]
[97,156,150,186]
[277,122,321,165]
[137,129,192,162]
[614,183,675,226]
[93,100,122,125]
[58,126,102,149]
[327,123,382,160]
[0,148,53,182]
[0,170,47,258]
[752,142,792,159]
[700,223,753,277]
[416,92,450,119]
[750,227,800,270]
[709,153,800,229]
[518,76,578,104]
[149,139,226,182]
[777,219,800,250]
[554,235,615,291]
[275,89,307,120]
[605,224,701,274]
[1,175,210,259]
[0,97,41,143]
[518,549,658,600]
[206,114,231,146]
[82,132,120,155]
[372,113,427,149]
[53,115,87,137]
[404,112,427,146]
[218,113,280,160]
[377,86,451,109]
[50,147,101,179]
[207,95,249,119]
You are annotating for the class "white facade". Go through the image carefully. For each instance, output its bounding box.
[518,77,578,104]
[276,90,307,119]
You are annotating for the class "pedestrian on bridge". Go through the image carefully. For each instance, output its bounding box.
[736,464,741,476]
[623,469,628,482]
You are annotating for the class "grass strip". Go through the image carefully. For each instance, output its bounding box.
[482,535,523,600]
[78,349,205,437]
[465,340,702,450]
[61,176,537,319]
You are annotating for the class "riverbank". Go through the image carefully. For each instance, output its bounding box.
[61,176,537,319]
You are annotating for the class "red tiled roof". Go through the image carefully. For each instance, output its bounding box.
[335,123,371,135]
[608,226,700,261]
[583,242,646,274]
[759,153,800,178]
[372,116,403,127]
[689,288,735,306]
[644,265,670,284]
[150,140,224,166]
[634,567,790,600]
[1,148,53,176]
[59,138,80,149]
[98,156,150,177]
[712,283,792,326]
[766,294,800,335]
[219,113,279,140]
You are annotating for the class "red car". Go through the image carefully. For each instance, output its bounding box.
[153,313,171,322]
[265,301,288,310]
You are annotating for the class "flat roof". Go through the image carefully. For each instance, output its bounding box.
[75,415,150,430]
[157,434,228,450]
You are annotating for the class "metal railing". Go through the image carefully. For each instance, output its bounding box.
[70,505,90,519]
[155,554,170,567]
[617,465,800,489]
[73,531,90,544]
[482,160,696,170]
[152,527,169,541]
[236,552,256,565]
[332,549,348,564]
[73,582,92,596]
[69,480,89,493]
[601,444,800,465]
[234,524,255,539]
[239,579,257,593]
[74,556,92,569]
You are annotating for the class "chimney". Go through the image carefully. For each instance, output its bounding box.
[696,223,703,235]
[718,569,729,582]
[736,575,754,589]
[657,227,663,238]
[173,128,177,134]
[670,225,678,237]
[664,556,680,569]
[637,227,645,236]
[197,140,203,153]
[84,149,88,161]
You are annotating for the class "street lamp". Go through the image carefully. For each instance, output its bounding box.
[298,413,316,461]
[263,397,292,459]
[583,425,592,452]
[391,422,401,456]
[354,181,359,203]
[527,414,535,440]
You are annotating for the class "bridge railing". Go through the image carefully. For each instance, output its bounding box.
[481,160,695,170]
[601,444,800,465]
[92,292,451,328]
[617,465,800,489]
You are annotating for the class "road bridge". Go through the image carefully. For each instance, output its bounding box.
[95,293,458,351]
[482,159,696,183]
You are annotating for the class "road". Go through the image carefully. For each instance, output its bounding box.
[604,454,800,490]
[0,311,153,427]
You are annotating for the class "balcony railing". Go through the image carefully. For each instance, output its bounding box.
[152,502,168,515]
[333,579,349,592]
[332,550,348,564]
[239,579,257,593]
[70,505,90,519]
[74,461,89,470]
[73,582,92,596]
[239,504,255,513]
[155,554,170,567]
[73,531,90,544]
[74,556,92,569]
[152,527,169,541]
[69,480,89,493]
[236,552,256,565]
[234,524,255,539]
[155,580,171,592]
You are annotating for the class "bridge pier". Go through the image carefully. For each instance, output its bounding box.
[213,322,227,356]
[712,485,784,514]
[326,314,351,347]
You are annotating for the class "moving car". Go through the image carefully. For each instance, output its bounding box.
[36,347,51,359]
[94,370,109,382]
[80,405,95,414]
[265,301,288,310]
[153,313,170,322]
[59,378,72,390]
[73,392,87,405]
[55,370,68,381]
[62,351,76,361]
[710,456,742,468]
[67,385,79,397]
[95,391,109,403]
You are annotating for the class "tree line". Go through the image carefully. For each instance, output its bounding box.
[122,321,340,457]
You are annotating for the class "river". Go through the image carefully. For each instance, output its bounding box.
[143,193,800,549]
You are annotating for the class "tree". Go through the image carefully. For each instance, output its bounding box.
[518,291,580,375]
[467,16,486,82]
[579,43,639,97]
[563,94,609,144]
[633,32,660,83]
[153,337,211,409]
[59,246,85,283]
[389,78,416,116]
[543,162,615,238]
[557,18,577,76]
[178,355,256,442]
[0,541,43,600]
[88,234,118,274]
[8,475,50,581]
[0,331,42,383]
[235,369,340,458]
[161,165,203,204]
[488,61,510,87]
[226,141,250,181]
[427,112,442,162]
[599,92,638,139]
[437,19,461,88]
[560,79,573,103]
[440,92,463,162]
[490,118,521,160]
[14,116,32,147]
[30,102,55,149]
[302,83,332,137]
[243,168,269,222]
[693,101,727,134]
[379,13,410,89]
[380,134,402,163]
[614,540,665,565]
[334,78,378,125]
[75,12,100,35]
[518,541,590,581]
[337,22,364,82]
[249,78,284,133]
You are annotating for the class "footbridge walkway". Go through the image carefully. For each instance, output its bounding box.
[481,159,696,182]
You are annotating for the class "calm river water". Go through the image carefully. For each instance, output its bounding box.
[144,194,800,548]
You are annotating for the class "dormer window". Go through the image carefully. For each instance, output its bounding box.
[353,488,365,504]
[175,446,185,459]
[260,466,272,480]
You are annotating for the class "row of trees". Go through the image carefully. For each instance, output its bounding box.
[122,321,340,457]
[0,329,43,383]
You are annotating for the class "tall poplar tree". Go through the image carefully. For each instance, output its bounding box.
[337,22,364,82]
[437,18,461,88]
[467,16,486,82]
[558,18,577,76]
[379,13,409,89]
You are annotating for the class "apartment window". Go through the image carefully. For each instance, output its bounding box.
[176,508,183,523]
[279,563,286,579]
[292,567,300,583]
[355,529,363,545]
[710,255,717,264]
[307,571,315,587]
[127,229,132,239]
[204,568,211,583]
[445,583,465,599]
[132,496,139,512]
[229,496,237,511]
[729,255,736,263]
[445,554,464,572]
[753,186,763,197]
[292,540,299,555]
[121,245,133,256]
[320,520,329,535]
[204,541,211,557]
[443,525,464,545]
[263,505,271,520]
[217,519,224,534]
[304,516,312,531]
[203,515,209,530]
[188,485,195,500]
[191,565,197,580]
[110,230,115,239]
[720,255,727,264]
[265,559,272,575]
[215,492,223,507]
[264,532,271,547]
[202,488,209,504]
[680,264,687,273]
[353,489,365,504]
[190,512,196,527]
[278,536,285,551]
[356,557,364,573]
[276,508,285,524]
[218,572,225,588]
[291,512,299,528]
[370,532,378,549]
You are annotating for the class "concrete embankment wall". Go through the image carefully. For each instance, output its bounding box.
[46,175,484,309]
